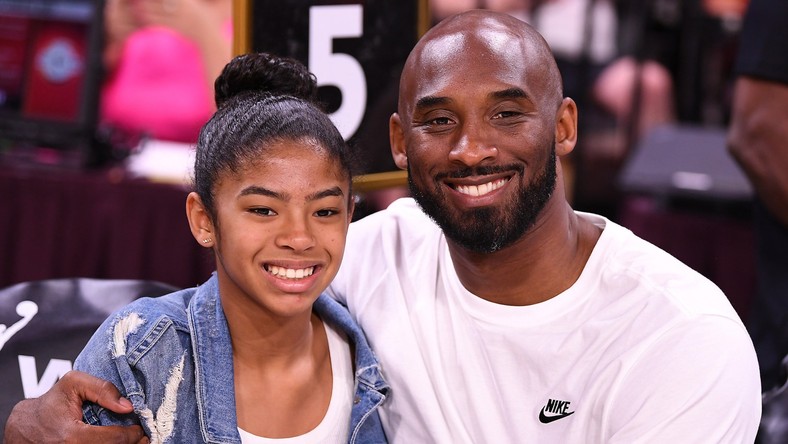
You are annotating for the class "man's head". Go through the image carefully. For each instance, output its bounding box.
[389,10,577,253]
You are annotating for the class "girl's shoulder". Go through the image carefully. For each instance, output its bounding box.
[104,287,198,349]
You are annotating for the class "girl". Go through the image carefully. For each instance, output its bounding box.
[74,52,388,443]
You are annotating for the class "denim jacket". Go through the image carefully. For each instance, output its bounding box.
[74,275,389,444]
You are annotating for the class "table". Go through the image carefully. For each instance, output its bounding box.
[0,165,216,290]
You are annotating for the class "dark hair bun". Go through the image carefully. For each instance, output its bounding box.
[214,52,318,108]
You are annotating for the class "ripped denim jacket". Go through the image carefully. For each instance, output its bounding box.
[74,274,389,444]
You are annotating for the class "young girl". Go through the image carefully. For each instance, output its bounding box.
[74,53,388,443]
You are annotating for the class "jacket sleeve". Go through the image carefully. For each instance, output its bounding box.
[73,309,145,428]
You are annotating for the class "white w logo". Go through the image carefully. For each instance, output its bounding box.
[0,300,38,351]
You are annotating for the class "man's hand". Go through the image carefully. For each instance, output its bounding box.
[3,370,148,444]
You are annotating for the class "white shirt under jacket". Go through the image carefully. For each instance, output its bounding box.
[326,198,761,443]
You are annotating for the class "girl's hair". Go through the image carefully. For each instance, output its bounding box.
[194,52,356,222]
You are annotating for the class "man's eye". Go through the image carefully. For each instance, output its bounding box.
[427,117,453,126]
[493,111,520,119]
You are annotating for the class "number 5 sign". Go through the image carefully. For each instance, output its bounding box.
[308,5,365,139]
[233,0,428,174]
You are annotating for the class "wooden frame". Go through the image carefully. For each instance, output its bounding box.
[232,0,431,56]
[230,0,431,193]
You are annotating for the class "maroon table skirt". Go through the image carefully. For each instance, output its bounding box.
[0,165,215,290]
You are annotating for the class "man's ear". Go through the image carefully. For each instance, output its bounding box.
[186,192,214,248]
[389,112,408,170]
[555,98,578,157]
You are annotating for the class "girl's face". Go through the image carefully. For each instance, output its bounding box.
[192,139,353,321]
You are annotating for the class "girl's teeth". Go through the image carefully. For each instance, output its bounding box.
[267,266,315,279]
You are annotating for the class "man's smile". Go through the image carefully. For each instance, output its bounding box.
[453,178,509,197]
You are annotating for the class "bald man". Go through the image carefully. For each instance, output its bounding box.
[5,10,760,444]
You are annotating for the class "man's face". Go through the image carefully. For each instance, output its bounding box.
[395,22,560,253]
[407,147,556,253]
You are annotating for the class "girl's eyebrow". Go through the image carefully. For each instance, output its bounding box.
[239,185,282,199]
[239,185,344,202]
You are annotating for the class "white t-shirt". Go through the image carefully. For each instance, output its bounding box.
[327,198,761,443]
[238,321,353,444]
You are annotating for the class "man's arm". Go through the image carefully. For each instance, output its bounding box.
[607,317,761,442]
[3,371,148,444]
[728,76,788,227]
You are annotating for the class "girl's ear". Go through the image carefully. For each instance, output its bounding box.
[555,97,578,157]
[347,193,356,225]
[186,192,214,248]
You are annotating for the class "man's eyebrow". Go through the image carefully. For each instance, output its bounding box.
[491,87,528,101]
[414,88,528,112]
[415,95,451,111]
[239,185,344,202]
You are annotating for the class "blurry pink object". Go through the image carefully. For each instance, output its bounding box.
[100,25,226,144]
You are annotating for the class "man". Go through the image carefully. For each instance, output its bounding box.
[727,0,788,394]
[5,10,760,443]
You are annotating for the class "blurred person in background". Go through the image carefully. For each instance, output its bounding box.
[727,0,788,393]
[100,0,233,145]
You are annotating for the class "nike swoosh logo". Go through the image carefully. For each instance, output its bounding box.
[539,408,575,424]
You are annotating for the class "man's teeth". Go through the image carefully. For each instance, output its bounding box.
[456,178,507,196]
[266,266,315,279]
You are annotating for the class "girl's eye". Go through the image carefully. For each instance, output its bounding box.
[315,209,339,217]
[250,207,276,216]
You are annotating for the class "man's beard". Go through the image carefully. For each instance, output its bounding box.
[409,147,557,254]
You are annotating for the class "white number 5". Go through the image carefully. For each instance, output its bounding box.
[309,5,367,139]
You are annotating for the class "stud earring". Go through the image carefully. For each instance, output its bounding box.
[202,238,212,244]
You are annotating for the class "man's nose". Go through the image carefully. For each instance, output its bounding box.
[448,121,498,167]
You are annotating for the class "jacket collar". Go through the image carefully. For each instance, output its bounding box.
[188,274,240,443]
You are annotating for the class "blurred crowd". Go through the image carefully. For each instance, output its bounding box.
[102,0,753,220]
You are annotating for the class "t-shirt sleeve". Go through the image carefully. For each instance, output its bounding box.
[605,316,761,442]
[735,0,788,83]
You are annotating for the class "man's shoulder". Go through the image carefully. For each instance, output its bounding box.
[333,198,443,297]
[584,214,739,320]
[348,198,440,245]
[351,197,431,225]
